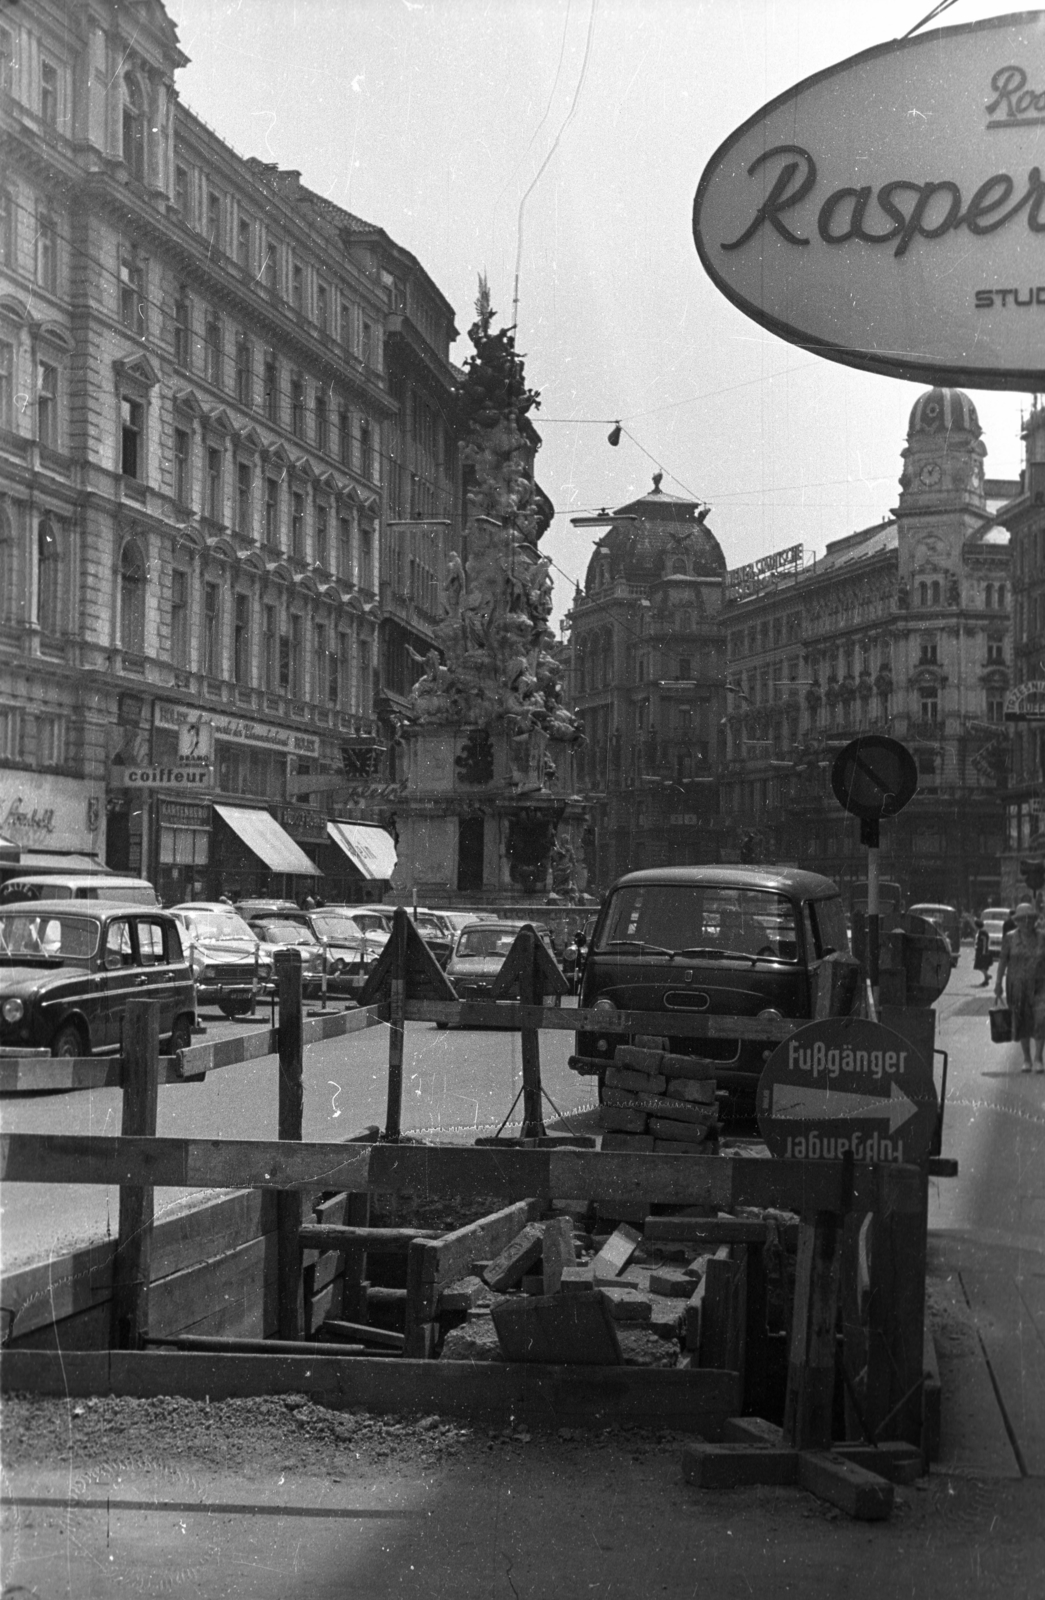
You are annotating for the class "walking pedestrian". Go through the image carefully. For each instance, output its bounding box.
[993,902,1045,1072]
[973,918,993,986]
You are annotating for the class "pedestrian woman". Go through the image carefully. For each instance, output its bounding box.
[973,918,993,986]
[994,902,1045,1072]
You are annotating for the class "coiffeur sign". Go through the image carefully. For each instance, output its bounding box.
[693,12,1045,388]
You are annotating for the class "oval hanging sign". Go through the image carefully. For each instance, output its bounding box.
[693,11,1045,389]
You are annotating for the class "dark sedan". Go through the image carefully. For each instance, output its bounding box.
[0,902,197,1057]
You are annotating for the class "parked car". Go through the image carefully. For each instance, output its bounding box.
[297,908,384,996]
[907,903,961,967]
[242,916,327,996]
[168,903,274,1017]
[0,901,197,1057]
[334,908,448,966]
[981,906,1011,956]
[441,920,559,1026]
[573,866,861,1113]
[234,898,303,923]
[0,874,159,907]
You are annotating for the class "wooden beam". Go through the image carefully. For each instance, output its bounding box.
[0,1349,742,1434]
[404,1000,798,1039]
[784,1210,842,1451]
[110,1003,159,1351]
[0,1133,374,1191]
[299,1225,442,1250]
[276,952,305,1341]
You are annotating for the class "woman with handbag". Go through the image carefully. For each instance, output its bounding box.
[993,902,1045,1072]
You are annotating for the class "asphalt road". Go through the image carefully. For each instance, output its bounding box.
[0,1001,600,1268]
[2,947,1043,1269]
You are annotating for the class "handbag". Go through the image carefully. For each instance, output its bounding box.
[989,1005,1013,1044]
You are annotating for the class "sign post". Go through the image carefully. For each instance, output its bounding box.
[830,736,917,1008]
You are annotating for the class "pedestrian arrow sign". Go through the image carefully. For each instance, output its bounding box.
[757,1017,938,1165]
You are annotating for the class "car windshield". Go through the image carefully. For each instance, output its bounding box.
[311,914,363,940]
[456,926,522,958]
[0,911,100,962]
[184,911,256,942]
[414,916,446,936]
[256,921,319,945]
[596,885,800,961]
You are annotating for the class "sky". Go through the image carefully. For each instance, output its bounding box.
[167,0,1033,628]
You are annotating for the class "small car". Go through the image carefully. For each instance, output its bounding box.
[981,906,1011,957]
[907,903,961,967]
[0,873,159,907]
[244,915,327,996]
[0,901,197,1057]
[168,903,274,1018]
[573,866,861,1112]
[297,908,384,996]
[441,920,560,1026]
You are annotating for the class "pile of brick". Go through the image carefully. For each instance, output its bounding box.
[599,1038,720,1152]
[437,1218,734,1367]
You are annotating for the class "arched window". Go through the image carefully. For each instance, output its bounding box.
[120,540,145,654]
[918,581,928,607]
[931,580,941,606]
[37,517,60,633]
[122,73,145,181]
[998,583,1006,609]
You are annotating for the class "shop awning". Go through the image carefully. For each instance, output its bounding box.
[214,805,321,876]
[327,820,397,881]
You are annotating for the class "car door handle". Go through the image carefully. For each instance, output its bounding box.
[135,976,151,986]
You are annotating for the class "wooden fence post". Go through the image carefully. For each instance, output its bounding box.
[782,1209,842,1450]
[110,1000,160,1350]
[383,908,409,1143]
[518,927,546,1140]
[863,1163,928,1445]
[276,949,305,1340]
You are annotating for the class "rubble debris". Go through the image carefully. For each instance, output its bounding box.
[591,1223,642,1282]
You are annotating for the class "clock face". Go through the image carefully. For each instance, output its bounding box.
[918,463,942,489]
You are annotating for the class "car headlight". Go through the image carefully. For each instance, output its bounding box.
[2,998,24,1023]
[591,997,618,1016]
[757,1008,784,1020]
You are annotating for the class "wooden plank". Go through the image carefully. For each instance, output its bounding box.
[796,1451,894,1520]
[405,1000,798,1039]
[110,1003,159,1350]
[150,1234,277,1339]
[645,1216,799,1246]
[864,1164,928,1447]
[681,1441,798,1488]
[322,1319,404,1351]
[784,1211,842,1451]
[698,1249,747,1375]
[299,1225,441,1250]
[0,1349,742,1433]
[275,952,305,1341]
[0,1133,374,1191]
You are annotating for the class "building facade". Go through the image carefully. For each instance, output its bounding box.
[0,0,462,903]
[566,476,728,892]
[722,389,1013,910]
[995,403,1045,904]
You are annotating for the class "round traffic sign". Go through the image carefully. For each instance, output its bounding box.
[757,1018,938,1166]
[830,735,918,821]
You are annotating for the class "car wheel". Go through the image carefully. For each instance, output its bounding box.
[51,1021,87,1059]
[169,1015,193,1053]
[435,1021,448,1030]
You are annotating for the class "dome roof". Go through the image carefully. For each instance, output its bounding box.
[908,388,981,439]
[583,474,725,589]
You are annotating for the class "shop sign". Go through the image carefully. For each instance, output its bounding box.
[1004,680,1045,721]
[158,800,212,828]
[693,13,1045,388]
[726,543,802,600]
[154,701,320,757]
[276,804,330,843]
[0,776,106,854]
[120,764,213,789]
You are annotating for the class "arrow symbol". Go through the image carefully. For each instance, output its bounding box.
[772,1080,919,1137]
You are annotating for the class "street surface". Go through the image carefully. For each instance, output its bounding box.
[2,947,1043,1270]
